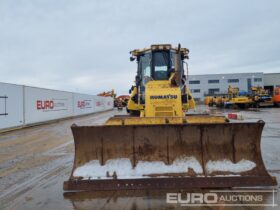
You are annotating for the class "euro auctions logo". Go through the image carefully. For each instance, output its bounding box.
[166,190,277,207]
[77,101,85,108]
[77,100,91,109]
[96,101,102,107]
[167,192,218,206]
[36,99,67,112]
[36,100,54,110]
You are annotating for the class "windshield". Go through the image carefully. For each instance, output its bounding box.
[153,51,170,80]
[138,50,174,83]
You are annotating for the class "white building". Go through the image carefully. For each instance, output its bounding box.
[187,72,264,101]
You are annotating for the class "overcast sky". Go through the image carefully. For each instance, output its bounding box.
[0,0,279,95]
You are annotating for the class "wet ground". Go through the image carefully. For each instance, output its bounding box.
[0,106,279,210]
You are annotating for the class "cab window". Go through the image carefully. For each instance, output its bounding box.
[139,52,151,85]
[153,51,170,80]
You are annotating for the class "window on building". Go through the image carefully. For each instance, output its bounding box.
[254,78,262,82]
[208,88,220,94]
[194,98,201,102]
[191,89,200,93]
[208,79,219,84]
[189,80,200,84]
[228,79,239,83]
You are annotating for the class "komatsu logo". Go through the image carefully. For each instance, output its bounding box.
[150,94,177,99]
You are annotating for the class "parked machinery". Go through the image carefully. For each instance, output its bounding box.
[98,90,130,109]
[273,87,280,107]
[207,86,252,109]
[207,96,227,107]
[223,86,253,108]
[97,89,115,97]
[116,95,130,107]
[250,86,273,107]
[207,86,279,109]
[114,95,130,110]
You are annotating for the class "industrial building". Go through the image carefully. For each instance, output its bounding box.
[188,72,280,101]
[264,73,280,93]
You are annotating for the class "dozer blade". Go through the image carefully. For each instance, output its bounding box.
[64,121,277,191]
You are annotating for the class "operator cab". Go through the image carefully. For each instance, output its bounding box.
[130,44,189,103]
[139,50,177,86]
[130,44,188,86]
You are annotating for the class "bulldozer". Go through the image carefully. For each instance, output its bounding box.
[64,44,276,191]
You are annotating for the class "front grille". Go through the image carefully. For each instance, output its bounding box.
[155,112,174,117]
[155,106,173,112]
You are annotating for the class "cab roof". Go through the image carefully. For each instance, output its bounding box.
[130,44,189,58]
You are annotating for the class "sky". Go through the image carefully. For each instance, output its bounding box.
[0,0,279,95]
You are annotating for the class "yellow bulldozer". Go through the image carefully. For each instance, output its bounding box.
[64,44,276,191]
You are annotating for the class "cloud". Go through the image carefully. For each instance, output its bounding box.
[0,0,279,95]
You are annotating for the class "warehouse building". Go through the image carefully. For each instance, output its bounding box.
[263,73,280,93]
[187,72,280,101]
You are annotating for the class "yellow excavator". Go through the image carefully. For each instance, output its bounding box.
[64,44,276,191]
[223,86,253,108]
[250,86,274,107]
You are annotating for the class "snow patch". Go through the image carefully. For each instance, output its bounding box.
[135,157,203,175]
[73,156,203,179]
[206,159,256,173]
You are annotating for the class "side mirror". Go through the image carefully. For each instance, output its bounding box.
[130,56,135,61]
[129,89,132,94]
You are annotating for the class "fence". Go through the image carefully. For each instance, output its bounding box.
[0,82,113,130]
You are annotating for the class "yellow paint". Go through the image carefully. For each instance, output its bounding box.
[105,115,227,125]
[185,86,196,109]
[127,77,196,117]
[145,80,183,117]
[126,86,144,112]
[230,97,252,104]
